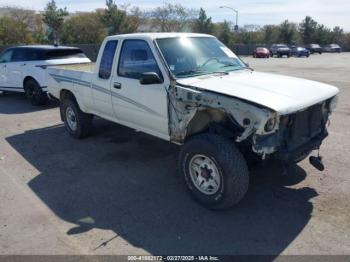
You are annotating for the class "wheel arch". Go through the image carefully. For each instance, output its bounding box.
[59,89,77,121]
[185,109,244,142]
[23,76,40,88]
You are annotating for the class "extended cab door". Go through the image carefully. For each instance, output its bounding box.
[111,39,169,139]
[91,39,119,118]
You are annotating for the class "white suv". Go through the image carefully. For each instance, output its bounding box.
[0,45,90,105]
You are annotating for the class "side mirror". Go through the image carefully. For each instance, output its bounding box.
[140,72,162,85]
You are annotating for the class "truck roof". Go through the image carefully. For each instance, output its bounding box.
[105,32,215,41]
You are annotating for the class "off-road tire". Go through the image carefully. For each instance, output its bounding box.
[178,134,249,210]
[61,98,92,139]
[24,79,47,106]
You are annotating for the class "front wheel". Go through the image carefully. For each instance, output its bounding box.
[61,98,92,139]
[178,134,249,210]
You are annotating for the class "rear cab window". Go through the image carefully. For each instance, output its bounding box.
[98,40,118,79]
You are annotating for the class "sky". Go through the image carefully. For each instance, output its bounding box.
[1,0,350,31]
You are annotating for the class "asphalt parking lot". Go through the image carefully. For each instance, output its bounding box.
[0,53,349,256]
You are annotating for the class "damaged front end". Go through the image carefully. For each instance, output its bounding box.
[167,81,276,147]
[253,99,335,163]
[167,81,337,164]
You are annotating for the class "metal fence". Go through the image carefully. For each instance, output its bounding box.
[1,43,349,61]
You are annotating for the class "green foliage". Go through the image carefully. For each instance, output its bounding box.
[1,2,349,50]
[192,8,213,34]
[42,0,68,43]
[263,25,280,44]
[0,16,33,44]
[101,0,127,35]
[215,21,233,46]
[279,20,299,45]
[150,3,196,32]
[299,16,318,44]
[61,13,107,44]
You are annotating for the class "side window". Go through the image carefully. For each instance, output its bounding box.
[118,40,162,80]
[0,50,14,63]
[12,49,27,62]
[99,40,118,80]
[27,50,42,61]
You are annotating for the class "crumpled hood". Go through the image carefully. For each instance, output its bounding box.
[176,70,339,115]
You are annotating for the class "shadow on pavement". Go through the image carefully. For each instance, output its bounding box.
[6,119,317,255]
[0,92,58,114]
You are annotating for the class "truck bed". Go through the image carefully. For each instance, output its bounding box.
[50,62,95,73]
[46,63,95,101]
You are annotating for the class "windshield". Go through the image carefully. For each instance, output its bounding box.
[156,37,246,78]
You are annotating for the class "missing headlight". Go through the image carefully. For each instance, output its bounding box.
[264,117,277,132]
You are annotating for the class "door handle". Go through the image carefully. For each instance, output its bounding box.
[113,82,122,89]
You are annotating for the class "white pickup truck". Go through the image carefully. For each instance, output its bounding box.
[47,33,339,209]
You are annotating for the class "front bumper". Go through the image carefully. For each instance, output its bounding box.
[253,102,331,163]
[275,131,328,163]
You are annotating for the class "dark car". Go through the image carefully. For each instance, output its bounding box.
[270,44,291,58]
[253,47,270,58]
[307,44,323,54]
[323,44,342,53]
[291,46,310,57]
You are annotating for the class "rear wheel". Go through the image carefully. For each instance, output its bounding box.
[61,98,92,139]
[24,79,47,106]
[178,134,249,210]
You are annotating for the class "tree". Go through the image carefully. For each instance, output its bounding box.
[332,26,344,44]
[279,20,299,44]
[192,8,213,34]
[42,0,68,43]
[150,3,196,32]
[61,13,107,44]
[314,24,332,45]
[8,7,46,43]
[216,21,232,46]
[0,16,33,44]
[122,7,145,33]
[101,0,127,35]
[299,16,318,44]
[263,25,280,44]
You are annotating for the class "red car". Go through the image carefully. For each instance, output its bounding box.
[253,47,270,58]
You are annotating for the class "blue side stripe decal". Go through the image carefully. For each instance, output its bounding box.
[49,73,161,117]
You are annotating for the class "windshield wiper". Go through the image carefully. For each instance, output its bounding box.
[220,64,238,68]
[176,69,207,76]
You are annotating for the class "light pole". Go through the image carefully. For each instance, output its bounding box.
[220,6,239,31]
